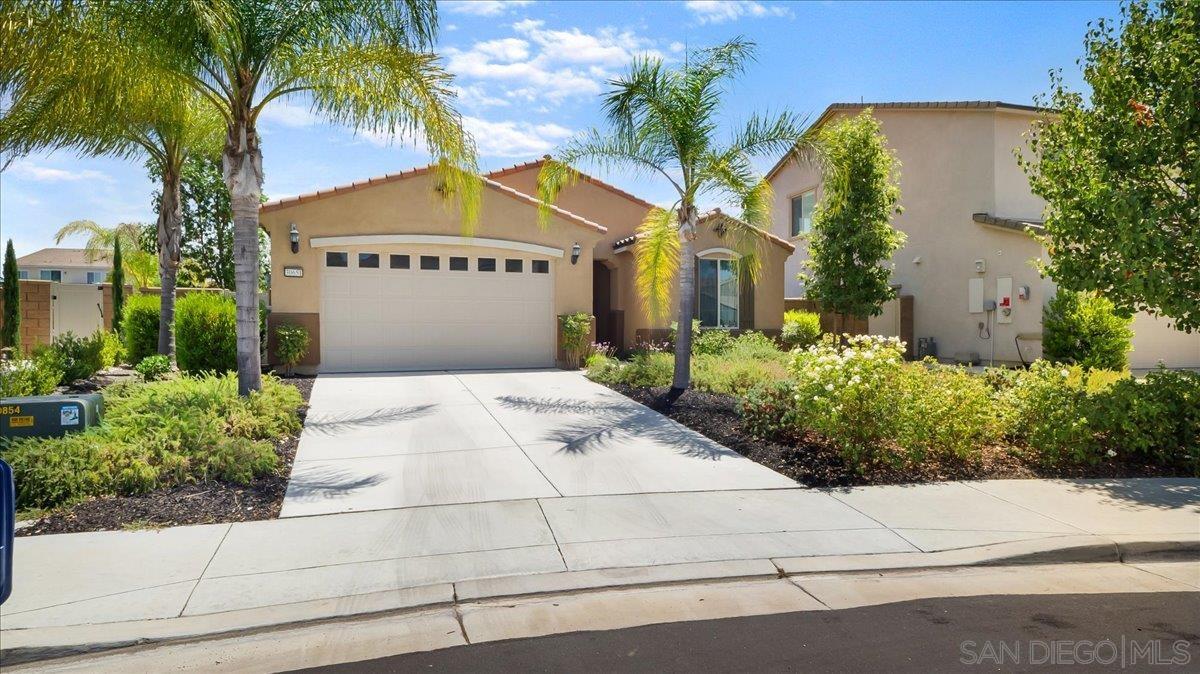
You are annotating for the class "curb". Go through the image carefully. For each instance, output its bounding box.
[2,535,1197,666]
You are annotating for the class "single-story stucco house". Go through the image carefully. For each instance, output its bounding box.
[260,158,793,373]
[768,101,1199,371]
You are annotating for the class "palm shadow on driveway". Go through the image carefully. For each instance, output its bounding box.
[493,395,739,461]
[302,405,437,436]
[284,465,388,502]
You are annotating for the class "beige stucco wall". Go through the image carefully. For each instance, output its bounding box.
[492,164,790,348]
[487,166,649,262]
[260,172,603,360]
[771,107,1048,364]
[612,221,791,348]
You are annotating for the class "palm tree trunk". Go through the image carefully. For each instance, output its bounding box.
[223,118,264,395]
[156,168,182,361]
[664,204,698,406]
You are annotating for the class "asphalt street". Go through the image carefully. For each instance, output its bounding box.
[296,592,1200,673]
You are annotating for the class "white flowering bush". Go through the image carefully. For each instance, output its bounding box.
[751,334,1002,468]
[0,353,62,397]
[787,335,907,464]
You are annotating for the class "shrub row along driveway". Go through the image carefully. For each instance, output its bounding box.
[281,370,796,516]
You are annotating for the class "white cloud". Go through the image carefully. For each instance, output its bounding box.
[455,84,511,108]
[684,1,792,24]
[444,1,533,17]
[257,99,320,128]
[445,19,662,106]
[351,115,571,158]
[463,116,573,157]
[6,161,111,183]
[473,37,531,62]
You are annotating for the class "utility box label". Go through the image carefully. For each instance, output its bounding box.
[60,407,80,426]
[8,417,32,428]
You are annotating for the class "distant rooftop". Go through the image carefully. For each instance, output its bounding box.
[824,100,1041,114]
[16,247,110,269]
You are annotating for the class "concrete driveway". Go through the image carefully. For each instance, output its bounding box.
[281,370,796,517]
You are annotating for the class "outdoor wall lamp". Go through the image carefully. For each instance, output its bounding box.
[289,223,300,254]
[571,242,581,265]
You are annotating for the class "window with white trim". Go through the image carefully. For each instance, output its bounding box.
[86,271,105,284]
[697,257,738,328]
[39,269,62,282]
[790,190,815,237]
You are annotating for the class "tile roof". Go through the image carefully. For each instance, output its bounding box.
[611,209,795,254]
[766,100,1046,181]
[486,156,658,210]
[15,248,109,268]
[699,209,796,253]
[972,212,1045,234]
[259,164,606,233]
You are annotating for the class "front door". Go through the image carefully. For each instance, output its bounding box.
[592,262,612,347]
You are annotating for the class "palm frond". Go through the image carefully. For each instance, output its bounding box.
[634,207,681,322]
[536,127,677,227]
[267,41,479,227]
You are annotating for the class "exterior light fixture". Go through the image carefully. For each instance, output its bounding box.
[571,242,581,265]
[289,223,300,254]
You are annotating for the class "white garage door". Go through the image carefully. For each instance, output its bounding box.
[320,249,556,372]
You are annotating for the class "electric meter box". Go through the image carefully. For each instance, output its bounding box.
[0,394,103,439]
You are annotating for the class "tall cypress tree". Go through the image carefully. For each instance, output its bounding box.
[111,238,125,335]
[2,240,21,351]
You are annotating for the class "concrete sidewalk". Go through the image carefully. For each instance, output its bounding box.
[2,477,1196,654]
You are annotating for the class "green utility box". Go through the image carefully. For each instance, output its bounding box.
[0,394,103,440]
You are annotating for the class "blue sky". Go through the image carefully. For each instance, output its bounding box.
[0,0,1117,254]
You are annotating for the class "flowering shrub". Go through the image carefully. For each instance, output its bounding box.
[786,335,906,465]
[895,363,1002,462]
[748,335,1001,469]
[742,380,803,439]
[1002,362,1200,471]
[0,353,62,397]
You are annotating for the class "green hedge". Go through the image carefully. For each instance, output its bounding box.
[177,293,237,374]
[122,294,160,365]
[1043,291,1133,370]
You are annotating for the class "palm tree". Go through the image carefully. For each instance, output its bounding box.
[1,3,223,363]
[4,1,478,395]
[538,38,815,404]
[51,220,158,291]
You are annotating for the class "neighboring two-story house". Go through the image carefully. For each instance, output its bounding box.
[768,101,1199,370]
[16,248,110,284]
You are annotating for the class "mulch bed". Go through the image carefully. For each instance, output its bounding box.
[16,376,314,537]
[612,383,1188,488]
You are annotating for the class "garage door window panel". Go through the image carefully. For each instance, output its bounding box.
[532,259,549,274]
[420,255,439,270]
[505,259,523,273]
[326,252,348,267]
[390,254,410,269]
[478,257,496,272]
[449,256,468,271]
[358,253,380,268]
